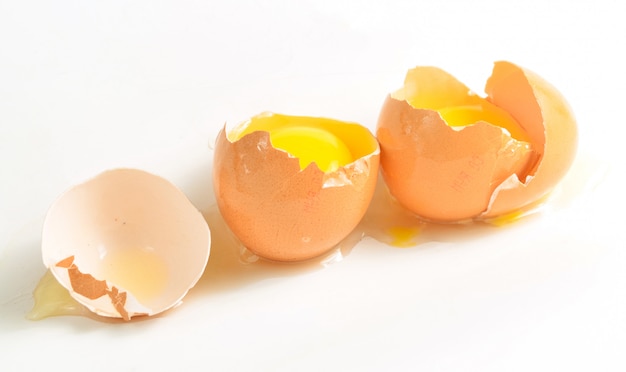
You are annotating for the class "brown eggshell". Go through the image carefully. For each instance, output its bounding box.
[376,61,577,222]
[482,61,578,218]
[213,113,380,262]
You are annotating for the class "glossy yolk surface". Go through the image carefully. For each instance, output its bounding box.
[270,126,353,173]
[438,101,530,142]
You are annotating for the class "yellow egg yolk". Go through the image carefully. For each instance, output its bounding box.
[269,126,353,173]
[228,113,375,174]
[438,101,530,142]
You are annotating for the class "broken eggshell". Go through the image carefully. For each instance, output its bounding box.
[41,168,211,320]
[376,61,578,223]
[213,112,380,262]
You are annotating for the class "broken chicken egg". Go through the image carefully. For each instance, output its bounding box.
[41,168,211,320]
[213,112,380,262]
[376,61,578,223]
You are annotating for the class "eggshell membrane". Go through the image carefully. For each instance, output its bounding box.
[41,169,211,320]
[376,61,577,222]
[213,113,379,262]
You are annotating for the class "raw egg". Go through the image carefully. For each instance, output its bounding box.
[41,169,211,320]
[213,112,380,262]
[376,61,577,223]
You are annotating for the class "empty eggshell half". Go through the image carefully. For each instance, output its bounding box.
[376,61,577,223]
[41,168,211,320]
[213,112,380,262]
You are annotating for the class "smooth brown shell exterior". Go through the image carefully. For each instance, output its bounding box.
[213,114,380,262]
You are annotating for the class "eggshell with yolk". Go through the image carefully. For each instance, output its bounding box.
[213,112,380,262]
[376,61,577,222]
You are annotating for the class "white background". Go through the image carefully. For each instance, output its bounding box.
[1,0,624,371]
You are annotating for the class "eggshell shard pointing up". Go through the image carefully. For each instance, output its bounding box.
[482,61,578,218]
[376,61,577,222]
[213,112,380,262]
[41,169,211,320]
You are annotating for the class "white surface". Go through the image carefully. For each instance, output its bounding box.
[1,0,624,371]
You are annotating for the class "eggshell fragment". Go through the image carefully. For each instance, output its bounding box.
[213,112,380,262]
[41,169,211,320]
[376,61,577,222]
[482,61,578,218]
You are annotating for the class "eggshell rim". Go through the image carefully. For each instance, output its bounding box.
[223,111,380,173]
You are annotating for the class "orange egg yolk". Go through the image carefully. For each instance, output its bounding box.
[270,126,353,173]
[438,101,530,142]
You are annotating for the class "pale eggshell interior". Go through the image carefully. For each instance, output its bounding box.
[41,168,210,319]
